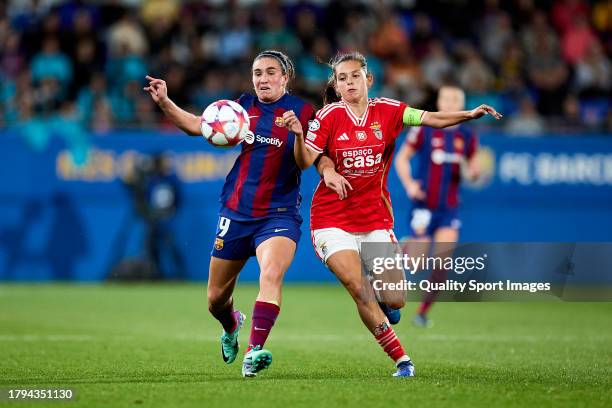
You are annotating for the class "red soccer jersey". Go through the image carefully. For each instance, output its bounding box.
[306,98,408,232]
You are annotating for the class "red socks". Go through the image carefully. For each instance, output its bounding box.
[375,324,409,365]
[211,303,237,333]
[248,301,280,351]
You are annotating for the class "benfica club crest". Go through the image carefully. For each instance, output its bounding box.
[370,122,383,140]
[356,131,367,141]
[214,238,224,250]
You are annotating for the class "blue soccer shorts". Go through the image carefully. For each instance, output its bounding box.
[211,215,302,260]
[408,206,461,238]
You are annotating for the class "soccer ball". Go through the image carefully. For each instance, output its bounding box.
[200,100,250,147]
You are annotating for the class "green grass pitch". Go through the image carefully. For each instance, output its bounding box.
[1,284,610,407]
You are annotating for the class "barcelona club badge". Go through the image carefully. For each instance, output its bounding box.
[454,137,465,150]
[275,117,285,127]
[214,238,224,250]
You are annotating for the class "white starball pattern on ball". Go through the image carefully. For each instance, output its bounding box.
[200,100,250,148]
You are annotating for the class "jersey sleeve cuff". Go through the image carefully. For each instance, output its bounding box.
[305,139,324,153]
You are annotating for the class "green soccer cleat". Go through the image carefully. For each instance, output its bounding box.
[220,311,245,364]
[241,345,272,378]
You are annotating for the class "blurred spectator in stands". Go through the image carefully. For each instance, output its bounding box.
[140,0,179,29]
[458,45,495,94]
[70,38,102,99]
[574,40,611,96]
[384,47,426,107]
[411,13,436,59]
[31,37,72,91]
[256,8,300,56]
[66,8,103,61]
[520,10,560,62]
[142,2,178,53]
[298,35,332,98]
[294,7,319,52]
[110,78,144,126]
[369,9,409,60]
[421,39,453,90]
[8,0,49,32]
[65,9,104,99]
[164,64,188,108]
[2,70,32,125]
[480,11,515,67]
[1,30,25,80]
[592,0,612,35]
[552,0,590,34]
[76,72,110,127]
[107,9,147,58]
[190,70,231,112]
[459,45,502,124]
[505,96,546,136]
[33,77,62,116]
[558,93,585,131]
[337,11,375,53]
[91,98,113,134]
[562,15,597,65]
[526,31,569,116]
[134,95,157,128]
[218,9,253,64]
[106,39,147,102]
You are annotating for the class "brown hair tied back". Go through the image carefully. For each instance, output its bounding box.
[322,51,368,106]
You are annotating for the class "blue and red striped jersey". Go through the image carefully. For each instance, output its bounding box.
[219,93,315,221]
[405,125,478,210]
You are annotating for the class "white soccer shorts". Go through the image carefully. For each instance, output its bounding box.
[311,227,399,265]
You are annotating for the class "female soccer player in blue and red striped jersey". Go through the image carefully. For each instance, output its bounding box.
[394,85,480,328]
[144,50,326,378]
[284,52,501,377]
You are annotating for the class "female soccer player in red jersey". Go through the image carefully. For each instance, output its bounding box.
[283,52,501,377]
[145,50,334,378]
[395,85,480,328]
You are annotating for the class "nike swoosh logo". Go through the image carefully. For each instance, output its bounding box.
[221,344,230,362]
[249,115,260,119]
[274,228,289,233]
[254,327,267,331]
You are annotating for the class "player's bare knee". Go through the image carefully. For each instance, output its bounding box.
[385,299,405,310]
[259,265,284,288]
[207,288,227,312]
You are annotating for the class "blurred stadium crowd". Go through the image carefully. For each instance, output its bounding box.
[0,0,610,135]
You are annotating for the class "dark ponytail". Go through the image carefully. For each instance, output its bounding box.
[322,51,369,106]
[323,77,340,105]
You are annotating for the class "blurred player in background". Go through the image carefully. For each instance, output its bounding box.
[394,85,480,327]
[285,52,501,377]
[145,50,334,378]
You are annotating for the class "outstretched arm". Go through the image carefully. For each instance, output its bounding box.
[144,75,201,136]
[419,104,502,129]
